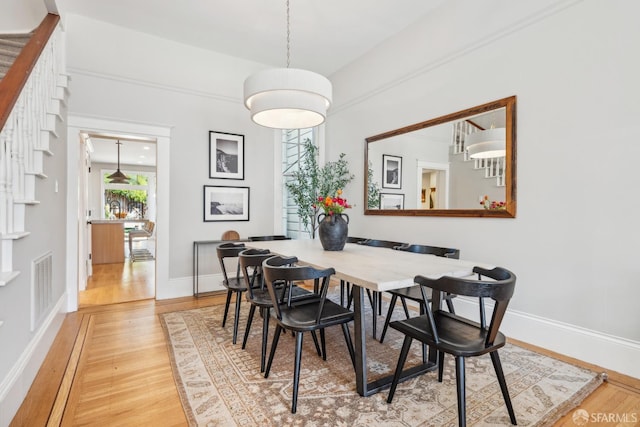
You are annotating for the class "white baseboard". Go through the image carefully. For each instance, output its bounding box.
[453,296,640,379]
[157,273,225,300]
[0,293,66,427]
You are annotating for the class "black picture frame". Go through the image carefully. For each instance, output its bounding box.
[209,131,244,180]
[382,154,402,189]
[380,193,404,210]
[203,185,250,222]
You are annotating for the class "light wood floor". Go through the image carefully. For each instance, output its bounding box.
[79,260,155,307]
[10,264,640,426]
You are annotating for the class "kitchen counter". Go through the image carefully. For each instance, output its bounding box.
[91,222,125,264]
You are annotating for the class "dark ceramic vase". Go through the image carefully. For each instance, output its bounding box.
[318,213,349,251]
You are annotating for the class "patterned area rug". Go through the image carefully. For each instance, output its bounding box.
[159,295,603,426]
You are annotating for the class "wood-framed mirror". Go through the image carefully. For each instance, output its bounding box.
[364,96,516,218]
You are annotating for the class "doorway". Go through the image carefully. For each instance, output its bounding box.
[416,161,449,209]
[81,133,157,307]
[66,116,170,312]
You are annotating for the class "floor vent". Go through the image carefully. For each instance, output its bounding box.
[31,251,53,331]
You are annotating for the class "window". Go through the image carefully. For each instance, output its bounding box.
[101,170,156,221]
[281,128,316,239]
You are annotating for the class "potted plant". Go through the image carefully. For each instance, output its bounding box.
[286,138,354,238]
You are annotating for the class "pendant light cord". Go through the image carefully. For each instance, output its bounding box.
[286,0,290,68]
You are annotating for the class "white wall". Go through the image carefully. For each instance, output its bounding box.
[0,0,47,32]
[0,90,68,427]
[327,0,640,377]
[64,14,279,285]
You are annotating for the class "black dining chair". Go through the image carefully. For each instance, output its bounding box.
[217,242,246,344]
[378,244,460,344]
[262,255,356,414]
[386,266,517,427]
[239,248,319,372]
[247,235,291,241]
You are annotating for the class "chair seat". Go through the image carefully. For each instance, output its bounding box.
[278,300,354,331]
[246,285,316,307]
[223,276,245,291]
[389,311,507,358]
[389,285,456,304]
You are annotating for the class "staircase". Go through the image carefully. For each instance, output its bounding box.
[0,33,32,80]
[0,15,67,287]
[452,120,505,187]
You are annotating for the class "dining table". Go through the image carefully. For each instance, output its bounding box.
[247,239,491,397]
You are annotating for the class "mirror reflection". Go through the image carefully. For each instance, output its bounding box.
[364,96,516,218]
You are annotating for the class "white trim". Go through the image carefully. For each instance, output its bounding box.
[68,67,239,105]
[0,294,66,426]
[66,115,171,312]
[452,296,640,379]
[160,274,225,300]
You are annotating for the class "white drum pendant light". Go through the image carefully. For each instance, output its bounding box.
[466,127,506,159]
[243,0,332,129]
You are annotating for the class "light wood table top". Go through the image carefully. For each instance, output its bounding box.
[248,239,491,292]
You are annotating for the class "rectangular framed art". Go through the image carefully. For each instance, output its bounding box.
[209,131,244,180]
[203,185,250,222]
[382,154,402,189]
[380,193,404,210]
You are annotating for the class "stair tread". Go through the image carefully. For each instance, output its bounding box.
[1,231,30,240]
[0,271,21,287]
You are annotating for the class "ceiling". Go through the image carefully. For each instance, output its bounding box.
[59,0,449,167]
[88,136,157,167]
[56,0,447,76]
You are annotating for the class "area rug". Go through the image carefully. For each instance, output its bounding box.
[159,296,603,426]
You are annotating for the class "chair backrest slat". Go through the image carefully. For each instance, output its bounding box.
[239,248,272,297]
[359,239,406,249]
[414,266,515,346]
[263,256,335,323]
[394,243,459,259]
[216,242,246,283]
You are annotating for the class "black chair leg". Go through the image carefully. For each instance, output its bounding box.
[400,297,410,318]
[490,351,517,425]
[340,323,355,367]
[242,304,256,349]
[320,328,327,361]
[437,351,445,382]
[232,291,242,344]
[371,291,378,339]
[455,356,466,427]
[291,331,304,413]
[379,294,399,344]
[387,336,413,403]
[260,308,270,373]
[310,330,322,357]
[264,325,283,378]
[222,289,232,327]
[445,294,456,314]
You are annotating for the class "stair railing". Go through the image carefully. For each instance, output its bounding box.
[0,13,60,237]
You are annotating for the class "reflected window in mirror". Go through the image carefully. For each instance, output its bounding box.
[364,96,516,218]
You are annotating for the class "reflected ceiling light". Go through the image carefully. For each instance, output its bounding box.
[466,127,506,159]
[243,0,332,129]
[107,140,130,184]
